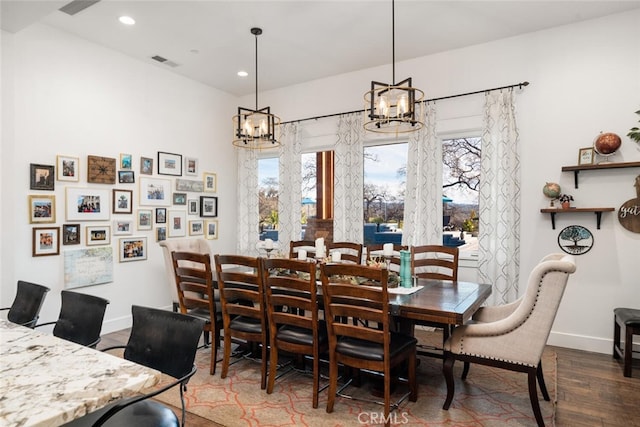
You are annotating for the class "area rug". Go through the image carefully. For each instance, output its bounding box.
[155,338,556,427]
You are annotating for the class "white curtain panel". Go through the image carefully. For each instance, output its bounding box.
[333,113,364,243]
[236,147,260,256]
[277,122,302,255]
[402,102,442,246]
[478,89,521,305]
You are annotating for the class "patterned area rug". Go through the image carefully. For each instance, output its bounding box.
[155,337,556,427]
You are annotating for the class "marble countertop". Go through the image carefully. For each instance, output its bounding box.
[0,319,161,427]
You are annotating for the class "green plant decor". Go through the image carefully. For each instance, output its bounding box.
[628,109,640,143]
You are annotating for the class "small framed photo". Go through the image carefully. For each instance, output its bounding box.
[112,189,133,214]
[155,208,167,223]
[118,170,135,184]
[140,157,153,175]
[29,195,56,224]
[168,210,187,237]
[30,164,55,191]
[185,157,198,176]
[113,219,133,235]
[120,153,133,170]
[86,225,111,246]
[62,223,81,245]
[119,237,147,262]
[578,147,595,166]
[203,172,217,193]
[32,226,60,257]
[137,209,153,230]
[189,219,204,236]
[173,192,187,205]
[156,226,167,242]
[187,199,199,215]
[200,196,218,218]
[158,151,183,176]
[66,188,110,221]
[57,155,79,182]
[205,220,218,240]
[139,177,171,206]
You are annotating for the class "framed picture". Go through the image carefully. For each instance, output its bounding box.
[86,225,111,246]
[118,170,135,184]
[120,154,132,170]
[57,155,79,182]
[199,196,218,218]
[119,237,147,262]
[176,178,204,192]
[32,227,60,257]
[113,219,133,235]
[203,172,217,193]
[137,209,153,230]
[157,151,182,176]
[140,157,153,175]
[87,155,116,184]
[30,164,55,191]
[173,192,187,205]
[578,147,595,166]
[112,189,133,214]
[185,157,198,176]
[62,223,81,245]
[66,188,110,221]
[187,199,199,215]
[139,177,171,206]
[155,207,167,224]
[156,226,167,242]
[205,220,218,240]
[189,219,204,236]
[29,195,56,224]
[168,210,187,237]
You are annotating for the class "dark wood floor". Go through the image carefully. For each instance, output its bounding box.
[99,331,640,427]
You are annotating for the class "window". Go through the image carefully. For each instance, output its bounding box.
[258,157,278,240]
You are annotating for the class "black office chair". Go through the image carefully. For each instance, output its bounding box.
[0,280,50,328]
[35,290,110,348]
[62,305,205,427]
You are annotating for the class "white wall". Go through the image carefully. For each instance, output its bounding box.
[2,10,639,352]
[1,24,238,333]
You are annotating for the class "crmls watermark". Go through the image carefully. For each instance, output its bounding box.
[357,412,410,425]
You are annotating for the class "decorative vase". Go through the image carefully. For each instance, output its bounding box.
[561,201,570,209]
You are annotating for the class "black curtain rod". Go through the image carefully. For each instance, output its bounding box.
[280,81,529,126]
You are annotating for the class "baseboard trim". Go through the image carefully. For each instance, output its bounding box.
[548,330,614,354]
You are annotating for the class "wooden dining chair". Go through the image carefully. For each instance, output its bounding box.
[366,243,407,273]
[0,280,50,328]
[35,290,109,348]
[261,258,328,408]
[214,254,268,389]
[320,263,417,423]
[171,251,223,375]
[326,241,363,264]
[289,240,316,259]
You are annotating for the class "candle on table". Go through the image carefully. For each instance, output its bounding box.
[315,238,325,258]
[298,249,307,260]
[265,239,273,250]
[331,251,341,262]
[383,243,393,257]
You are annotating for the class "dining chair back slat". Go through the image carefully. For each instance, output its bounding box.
[327,241,363,264]
[411,245,459,281]
[289,240,317,259]
[366,244,407,272]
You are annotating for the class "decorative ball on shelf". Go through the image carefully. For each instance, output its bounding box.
[594,132,622,156]
[543,182,561,200]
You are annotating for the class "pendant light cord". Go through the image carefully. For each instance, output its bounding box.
[392,0,395,84]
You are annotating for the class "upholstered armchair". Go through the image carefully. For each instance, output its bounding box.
[159,238,212,311]
[442,253,576,427]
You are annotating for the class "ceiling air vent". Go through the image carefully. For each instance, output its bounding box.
[151,55,167,63]
[151,55,180,68]
[59,0,101,16]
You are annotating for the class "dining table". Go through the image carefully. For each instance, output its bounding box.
[0,319,161,427]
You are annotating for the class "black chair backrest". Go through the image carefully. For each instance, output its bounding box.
[124,305,205,379]
[52,290,109,347]
[7,280,50,328]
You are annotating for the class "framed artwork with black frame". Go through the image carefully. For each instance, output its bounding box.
[112,189,133,214]
[30,164,55,191]
[199,196,218,218]
[155,207,167,224]
[32,226,60,257]
[157,151,182,176]
[118,170,135,184]
[62,223,81,245]
[173,192,187,205]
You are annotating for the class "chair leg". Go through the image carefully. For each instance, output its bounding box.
[527,368,545,427]
[613,314,621,359]
[384,367,391,427]
[537,361,550,401]
[221,333,232,379]
[461,361,470,380]
[624,325,633,378]
[326,357,338,413]
[267,342,278,394]
[260,338,268,390]
[312,350,320,409]
[442,354,455,410]
[409,350,417,402]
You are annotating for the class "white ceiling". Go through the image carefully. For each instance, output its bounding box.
[2,0,640,97]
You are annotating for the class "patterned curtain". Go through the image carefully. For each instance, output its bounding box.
[277,123,302,255]
[236,147,260,256]
[333,113,364,243]
[478,89,521,305]
[402,102,441,246]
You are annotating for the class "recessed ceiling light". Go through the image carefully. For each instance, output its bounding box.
[119,16,135,25]
[237,71,248,77]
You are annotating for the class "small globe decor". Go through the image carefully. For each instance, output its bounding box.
[543,182,561,207]
[593,131,622,163]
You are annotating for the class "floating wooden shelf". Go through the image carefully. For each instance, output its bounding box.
[561,161,640,188]
[540,207,615,229]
